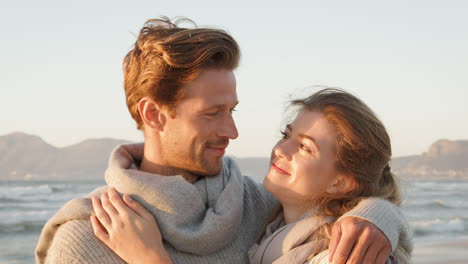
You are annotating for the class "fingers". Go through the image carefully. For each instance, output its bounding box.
[332,217,393,264]
[375,246,392,264]
[92,196,112,230]
[360,237,381,264]
[360,219,392,264]
[331,229,356,264]
[90,214,110,243]
[347,231,372,264]
[101,191,119,217]
[107,187,132,217]
[328,223,342,262]
[123,194,151,218]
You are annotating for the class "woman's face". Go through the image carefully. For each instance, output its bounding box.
[264,109,344,207]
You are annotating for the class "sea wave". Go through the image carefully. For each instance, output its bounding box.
[405,199,468,210]
[0,221,45,234]
[0,186,91,204]
[411,217,466,237]
[0,193,81,203]
[0,181,102,204]
[0,184,58,202]
[0,209,55,225]
[0,184,57,195]
[406,180,468,191]
[0,197,24,203]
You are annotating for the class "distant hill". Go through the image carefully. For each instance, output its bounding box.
[391,139,468,180]
[0,132,130,180]
[1,133,467,180]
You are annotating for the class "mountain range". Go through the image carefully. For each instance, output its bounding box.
[1,132,467,180]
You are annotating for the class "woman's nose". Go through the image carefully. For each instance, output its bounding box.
[273,139,292,161]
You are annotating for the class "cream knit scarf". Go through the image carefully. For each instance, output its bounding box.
[36,143,244,263]
[248,212,335,264]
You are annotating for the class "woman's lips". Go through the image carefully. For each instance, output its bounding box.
[271,163,290,175]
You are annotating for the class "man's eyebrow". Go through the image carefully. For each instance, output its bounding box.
[287,124,320,151]
[203,101,239,111]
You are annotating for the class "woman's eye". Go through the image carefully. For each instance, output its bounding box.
[206,112,219,117]
[300,144,312,153]
[280,131,288,139]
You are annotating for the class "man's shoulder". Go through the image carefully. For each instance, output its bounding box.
[242,175,278,212]
[242,175,264,195]
[47,220,123,263]
[242,175,270,199]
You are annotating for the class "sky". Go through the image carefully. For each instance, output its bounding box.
[1,0,467,158]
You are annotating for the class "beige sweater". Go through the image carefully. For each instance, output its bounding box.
[249,199,413,264]
[35,144,409,264]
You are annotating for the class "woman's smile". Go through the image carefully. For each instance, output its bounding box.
[270,162,290,175]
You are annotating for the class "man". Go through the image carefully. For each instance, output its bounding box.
[35,18,408,264]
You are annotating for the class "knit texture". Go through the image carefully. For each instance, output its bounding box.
[104,144,244,254]
[307,249,405,264]
[249,212,334,264]
[35,143,277,264]
[339,198,412,252]
[249,199,412,264]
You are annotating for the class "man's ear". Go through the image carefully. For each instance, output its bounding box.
[326,174,356,195]
[137,97,167,131]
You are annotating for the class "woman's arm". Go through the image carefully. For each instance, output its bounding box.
[90,187,173,264]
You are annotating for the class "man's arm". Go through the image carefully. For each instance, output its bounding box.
[328,198,410,264]
[45,220,125,264]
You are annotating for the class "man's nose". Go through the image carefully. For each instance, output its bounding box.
[218,115,238,139]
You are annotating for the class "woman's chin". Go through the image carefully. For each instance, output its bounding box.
[263,174,283,198]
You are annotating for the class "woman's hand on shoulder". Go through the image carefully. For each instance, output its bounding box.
[328,217,391,264]
[90,187,173,264]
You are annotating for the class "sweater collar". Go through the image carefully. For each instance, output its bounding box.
[249,211,335,264]
[104,143,244,255]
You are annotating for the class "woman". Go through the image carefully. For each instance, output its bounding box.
[90,88,412,263]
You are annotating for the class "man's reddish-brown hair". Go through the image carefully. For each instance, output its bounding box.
[123,17,240,129]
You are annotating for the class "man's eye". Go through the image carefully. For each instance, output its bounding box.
[229,108,237,114]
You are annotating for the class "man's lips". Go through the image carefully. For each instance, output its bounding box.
[207,146,227,155]
[271,163,290,175]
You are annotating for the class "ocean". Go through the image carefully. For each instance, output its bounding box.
[1,179,467,263]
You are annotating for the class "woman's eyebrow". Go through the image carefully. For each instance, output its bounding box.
[288,124,320,151]
[299,133,320,151]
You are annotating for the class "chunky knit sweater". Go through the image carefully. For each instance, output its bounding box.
[249,199,413,264]
[35,144,408,264]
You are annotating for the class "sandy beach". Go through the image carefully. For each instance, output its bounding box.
[412,240,468,264]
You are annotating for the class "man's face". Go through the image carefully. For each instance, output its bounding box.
[159,69,238,176]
